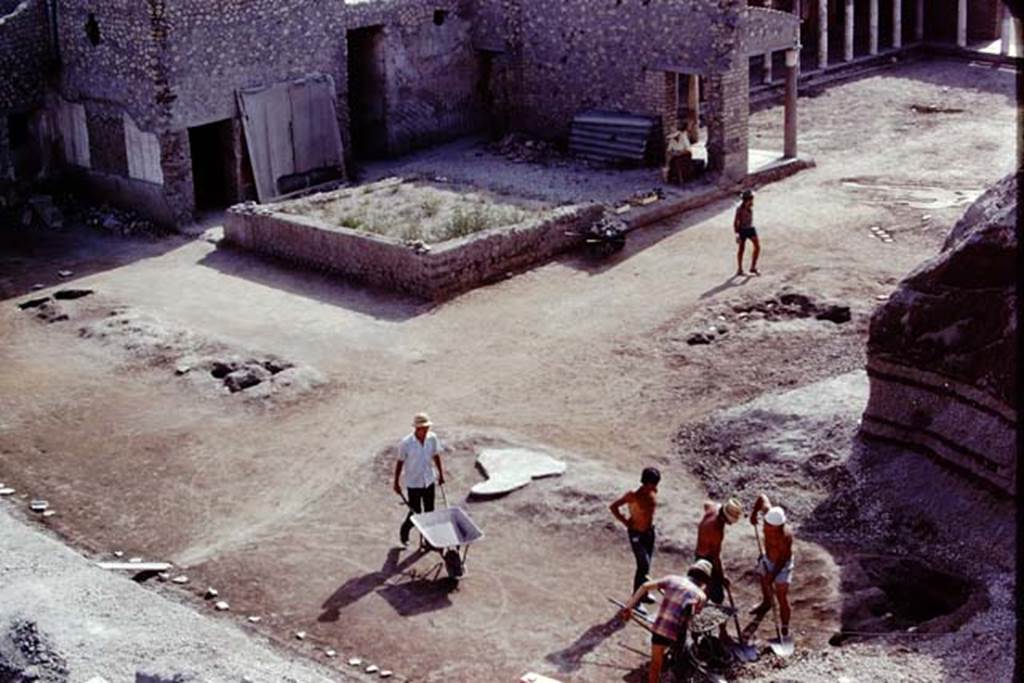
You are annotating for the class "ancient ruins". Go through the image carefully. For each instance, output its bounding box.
[0,1,1018,682]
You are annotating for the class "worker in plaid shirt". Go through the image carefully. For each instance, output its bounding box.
[619,559,712,683]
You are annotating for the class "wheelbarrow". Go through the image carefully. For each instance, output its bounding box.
[401,486,484,582]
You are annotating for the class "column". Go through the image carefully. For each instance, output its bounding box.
[915,0,924,41]
[844,0,855,61]
[957,0,967,47]
[784,49,799,159]
[764,51,774,84]
[688,74,700,126]
[893,0,902,49]
[869,0,879,54]
[818,0,829,69]
[1000,13,1012,56]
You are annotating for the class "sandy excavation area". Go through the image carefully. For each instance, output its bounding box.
[0,58,1017,681]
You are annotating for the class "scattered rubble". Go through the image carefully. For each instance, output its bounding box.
[488,133,564,165]
[214,601,230,612]
[204,588,218,600]
[0,618,69,683]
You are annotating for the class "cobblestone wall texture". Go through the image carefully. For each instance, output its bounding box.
[0,0,50,111]
[223,200,603,300]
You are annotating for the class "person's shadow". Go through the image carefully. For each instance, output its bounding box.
[544,616,626,674]
[699,273,752,300]
[319,546,427,622]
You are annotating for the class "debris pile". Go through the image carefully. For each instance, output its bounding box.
[488,133,563,165]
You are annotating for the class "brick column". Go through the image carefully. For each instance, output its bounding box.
[844,0,855,61]
[893,0,902,49]
[784,49,799,159]
[819,0,829,69]
[706,60,749,182]
[869,0,879,54]
[688,74,700,126]
[915,0,924,41]
[957,0,967,47]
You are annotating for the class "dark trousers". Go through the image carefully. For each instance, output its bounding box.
[400,484,436,544]
[695,553,725,604]
[629,527,656,592]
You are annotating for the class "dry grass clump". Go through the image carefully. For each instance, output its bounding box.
[278,179,540,244]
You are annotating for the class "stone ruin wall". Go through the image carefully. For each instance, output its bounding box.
[223,200,603,300]
[0,0,51,180]
[475,0,749,180]
[861,173,1018,497]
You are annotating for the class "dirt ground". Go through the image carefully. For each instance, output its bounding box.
[0,58,1016,681]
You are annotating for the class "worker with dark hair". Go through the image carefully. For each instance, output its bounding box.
[610,467,661,611]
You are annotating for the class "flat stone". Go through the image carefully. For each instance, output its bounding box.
[324,649,336,657]
[247,615,261,623]
[296,631,307,640]
[0,488,15,496]
[347,657,362,666]
[113,551,124,558]
[96,562,172,572]
[365,664,379,673]
[379,672,393,679]
[42,510,56,518]
[171,575,189,584]
[470,447,566,497]
[214,601,230,611]
[205,587,219,599]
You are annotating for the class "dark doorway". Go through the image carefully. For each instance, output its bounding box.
[188,120,235,211]
[347,26,388,160]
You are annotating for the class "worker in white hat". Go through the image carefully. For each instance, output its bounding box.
[393,412,446,547]
[618,559,712,683]
[749,493,794,637]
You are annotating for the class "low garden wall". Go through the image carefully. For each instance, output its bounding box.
[223,201,603,300]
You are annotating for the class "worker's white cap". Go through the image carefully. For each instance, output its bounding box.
[765,506,786,526]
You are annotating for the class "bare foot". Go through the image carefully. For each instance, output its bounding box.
[735,269,744,277]
[750,268,760,276]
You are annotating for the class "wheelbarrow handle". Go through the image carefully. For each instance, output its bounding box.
[439,482,449,508]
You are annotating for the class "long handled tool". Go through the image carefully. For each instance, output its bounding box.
[753,522,794,657]
[724,585,759,662]
[607,597,655,632]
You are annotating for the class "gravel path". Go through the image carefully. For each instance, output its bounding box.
[0,506,361,682]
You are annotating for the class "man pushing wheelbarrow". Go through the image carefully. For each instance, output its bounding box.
[393,412,483,581]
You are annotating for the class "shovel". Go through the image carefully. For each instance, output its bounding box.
[754,522,794,658]
[724,585,759,662]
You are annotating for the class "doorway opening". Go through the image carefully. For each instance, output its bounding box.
[347,26,388,161]
[188,119,237,211]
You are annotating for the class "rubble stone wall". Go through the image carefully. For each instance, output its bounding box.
[862,173,1018,496]
[0,0,50,111]
[223,202,603,300]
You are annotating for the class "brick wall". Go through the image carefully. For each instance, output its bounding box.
[223,201,604,300]
[0,0,51,112]
[85,105,128,177]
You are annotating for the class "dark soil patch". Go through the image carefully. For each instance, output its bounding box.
[0,618,69,683]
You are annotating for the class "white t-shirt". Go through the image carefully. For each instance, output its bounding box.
[398,432,442,489]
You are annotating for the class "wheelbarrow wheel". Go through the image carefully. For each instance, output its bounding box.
[443,549,464,580]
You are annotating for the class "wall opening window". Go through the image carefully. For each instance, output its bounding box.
[85,13,101,46]
[433,10,448,26]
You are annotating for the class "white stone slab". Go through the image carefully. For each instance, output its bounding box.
[96,562,171,572]
[470,447,566,496]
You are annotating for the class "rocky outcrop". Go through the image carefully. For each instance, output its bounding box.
[861,173,1017,496]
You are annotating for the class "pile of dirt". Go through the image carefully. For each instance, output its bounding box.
[0,618,69,683]
[487,133,564,165]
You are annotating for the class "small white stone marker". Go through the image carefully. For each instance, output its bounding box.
[324,649,336,658]
[214,600,230,611]
[921,214,931,222]
[0,488,15,496]
[247,615,261,623]
[113,551,124,558]
[128,557,143,563]
[295,631,306,640]
[32,284,44,290]
[158,572,170,581]
[58,270,72,278]
[171,575,189,584]
[30,500,48,512]
[379,671,393,679]
[205,587,219,599]
[365,664,379,674]
[347,657,362,666]
[42,510,56,518]
[84,677,110,683]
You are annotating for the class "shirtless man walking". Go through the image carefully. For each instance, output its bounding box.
[610,467,661,611]
[694,497,743,606]
[749,493,795,637]
[733,189,760,276]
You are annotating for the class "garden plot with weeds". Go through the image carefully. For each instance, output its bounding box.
[276,177,549,244]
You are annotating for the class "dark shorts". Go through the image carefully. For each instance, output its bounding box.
[695,554,725,604]
[738,227,758,242]
[652,632,673,647]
